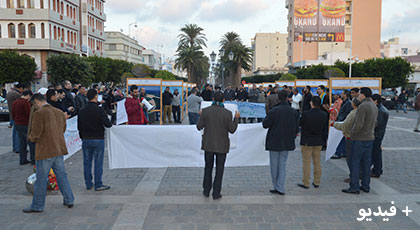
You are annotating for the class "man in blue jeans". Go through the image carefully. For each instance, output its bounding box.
[342,88,378,194]
[187,87,203,125]
[263,90,299,195]
[24,94,74,213]
[78,89,112,191]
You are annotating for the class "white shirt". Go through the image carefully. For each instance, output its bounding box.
[291,93,302,110]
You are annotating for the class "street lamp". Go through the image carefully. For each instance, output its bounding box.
[210,51,216,62]
[128,22,137,38]
[219,48,225,57]
[228,51,234,61]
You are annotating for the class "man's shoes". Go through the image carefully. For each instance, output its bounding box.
[331,155,341,159]
[297,184,309,189]
[360,188,370,193]
[20,160,31,165]
[86,186,93,190]
[371,174,380,178]
[414,129,420,133]
[312,183,319,188]
[203,191,210,198]
[95,185,111,191]
[63,203,74,208]
[343,178,350,183]
[269,189,285,195]
[321,146,327,151]
[213,194,222,200]
[342,189,360,194]
[23,208,43,213]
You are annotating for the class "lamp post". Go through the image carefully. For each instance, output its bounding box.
[211,49,234,89]
[128,22,137,38]
[210,51,217,86]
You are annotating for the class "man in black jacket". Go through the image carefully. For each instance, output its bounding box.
[62,80,76,116]
[162,87,173,123]
[302,86,313,112]
[263,90,299,195]
[75,86,88,112]
[201,84,213,101]
[332,90,352,159]
[371,94,389,178]
[78,89,112,191]
[298,96,328,189]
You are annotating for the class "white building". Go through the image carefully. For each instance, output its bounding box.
[104,31,145,64]
[0,0,106,88]
[381,37,420,58]
[143,49,161,70]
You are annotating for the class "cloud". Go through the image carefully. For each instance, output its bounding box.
[106,0,144,14]
[381,7,420,39]
[152,0,201,22]
[199,0,269,22]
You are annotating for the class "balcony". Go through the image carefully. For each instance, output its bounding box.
[0,38,50,50]
[49,10,80,30]
[82,25,106,40]
[82,3,106,21]
[50,39,80,54]
[0,8,49,20]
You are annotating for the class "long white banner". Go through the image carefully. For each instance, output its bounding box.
[106,123,269,169]
[64,116,82,160]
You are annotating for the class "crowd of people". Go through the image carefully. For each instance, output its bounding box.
[3,79,417,210]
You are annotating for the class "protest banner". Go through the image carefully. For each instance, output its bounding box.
[295,79,329,95]
[329,78,382,105]
[162,80,184,121]
[63,116,82,161]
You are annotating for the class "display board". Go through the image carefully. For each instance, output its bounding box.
[183,82,188,118]
[329,78,382,105]
[262,82,276,88]
[127,78,163,125]
[295,79,329,96]
[162,80,184,121]
[275,81,296,87]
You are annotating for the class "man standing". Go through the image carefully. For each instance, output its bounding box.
[235,84,248,102]
[414,90,420,132]
[24,94,74,213]
[224,84,236,101]
[248,84,259,103]
[265,86,279,114]
[162,87,173,123]
[350,88,360,99]
[298,96,328,189]
[371,94,389,178]
[12,90,35,165]
[78,89,113,191]
[61,80,76,116]
[172,89,181,123]
[125,85,148,125]
[201,84,213,101]
[302,86,313,112]
[332,90,352,159]
[7,83,25,153]
[75,86,88,112]
[263,90,299,195]
[197,92,239,200]
[291,88,303,113]
[342,87,378,194]
[317,85,329,150]
[396,89,408,113]
[187,88,203,125]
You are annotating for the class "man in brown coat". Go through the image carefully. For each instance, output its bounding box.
[197,91,240,200]
[23,94,74,213]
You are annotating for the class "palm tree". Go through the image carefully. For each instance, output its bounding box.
[219,32,252,88]
[175,24,208,83]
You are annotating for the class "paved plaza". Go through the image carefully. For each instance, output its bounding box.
[0,111,419,230]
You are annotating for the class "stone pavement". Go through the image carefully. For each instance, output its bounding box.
[0,111,419,230]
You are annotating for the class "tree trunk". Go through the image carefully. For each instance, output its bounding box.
[187,63,192,83]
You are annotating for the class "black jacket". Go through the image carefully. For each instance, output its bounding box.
[162,91,173,106]
[337,98,352,121]
[299,108,329,146]
[77,102,112,139]
[375,104,389,140]
[48,99,66,112]
[302,93,313,112]
[75,94,88,112]
[235,89,248,101]
[201,90,213,101]
[263,102,299,151]
[224,89,236,101]
[63,89,76,115]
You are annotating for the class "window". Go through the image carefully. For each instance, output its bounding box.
[18,23,26,38]
[73,8,76,19]
[17,0,25,8]
[70,6,72,18]
[109,44,116,51]
[66,5,69,16]
[67,31,70,42]
[61,28,64,41]
[27,0,35,8]
[54,26,57,39]
[41,23,45,38]
[0,25,1,38]
[53,0,56,11]
[57,26,60,39]
[40,0,44,8]
[60,2,63,14]
[7,0,14,8]
[28,23,36,38]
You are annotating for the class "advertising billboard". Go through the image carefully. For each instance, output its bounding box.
[294,0,346,42]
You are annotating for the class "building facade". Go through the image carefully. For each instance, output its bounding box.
[286,0,382,67]
[0,0,105,88]
[142,49,161,70]
[381,37,420,58]
[81,0,105,57]
[251,32,288,75]
[104,31,145,64]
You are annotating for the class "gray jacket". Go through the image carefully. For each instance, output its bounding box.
[172,94,181,106]
[197,105,239,154]
[350,98,378,141]
[187,94,203,113]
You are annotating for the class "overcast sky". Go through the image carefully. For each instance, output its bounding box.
[104,0,420,59]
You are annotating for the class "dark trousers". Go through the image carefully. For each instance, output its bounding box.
[172,105,181,122]
[345,139,352,173]
[203,152,226,197]
[335,137,346,157]
[371,137,383,176]
[188,112,199,125]
[349,140,374,192]
[82,139,105,189]
[15,125,35,164]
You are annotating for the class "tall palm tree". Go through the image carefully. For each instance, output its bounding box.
[219,32,252,87]
[175,24,208,83]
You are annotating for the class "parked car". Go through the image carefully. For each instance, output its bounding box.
[0,96,10,121]
[381,90,397,110]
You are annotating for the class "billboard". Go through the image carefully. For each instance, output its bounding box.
[294,0,346,42]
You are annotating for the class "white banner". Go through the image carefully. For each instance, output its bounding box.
[116,99,128,125]
[325,127,343,162]
[64,116,82,160]
[107,123,269,169]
